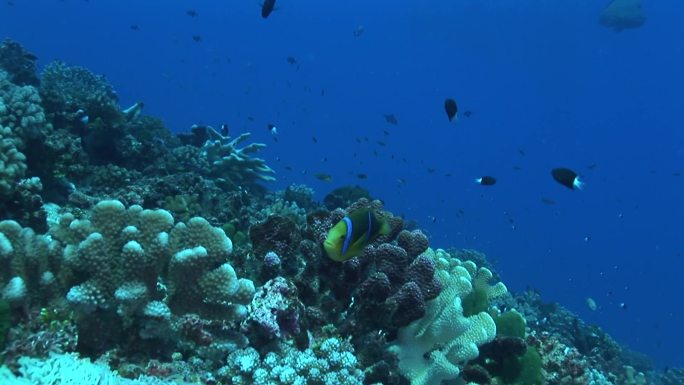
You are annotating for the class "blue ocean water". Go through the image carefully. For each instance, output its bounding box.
[1,0,681,369]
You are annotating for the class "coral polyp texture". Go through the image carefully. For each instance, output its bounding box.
[0,39,671,385]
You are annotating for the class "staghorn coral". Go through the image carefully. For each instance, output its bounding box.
[201,132,276,189]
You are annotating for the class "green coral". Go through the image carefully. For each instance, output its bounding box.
[493,309,526,338]
[496,347,543,385]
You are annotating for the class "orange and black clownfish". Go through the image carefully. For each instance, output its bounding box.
[324,208,390,262]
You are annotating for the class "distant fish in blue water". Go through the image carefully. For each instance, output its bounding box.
[552,168,583,190]
[286,56,297,65]
[353,25,365,37]
[315,173,332,182]
[186,9,198,17]
[130,24,140,31]
[476,176,496,186]
[220,123,229,136]
[192,35,202,42]
[261,0,276,18]
[463,110,472,118]
[267,123,278,136]
[599,0,645,32]
[444,98,458,122]
[384,114,398,125]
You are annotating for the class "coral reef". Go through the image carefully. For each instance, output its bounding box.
[0,39,677,385]
[218,337,364,385]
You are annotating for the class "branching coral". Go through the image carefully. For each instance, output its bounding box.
[201,132,276,189]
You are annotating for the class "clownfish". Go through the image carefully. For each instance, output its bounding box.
[324,208,391,262]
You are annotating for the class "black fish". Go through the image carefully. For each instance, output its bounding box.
[541,198,556,205]
[476,176,496,186]
[384,114,398,125]
[312,137,318,143]
[130,24,140,31]
[356,173,368,180]
[192,35,202,42]
[220,123,229,136]
[286,56,297,65]
[186,9,198,17]
[261,0,276,18]
[444,98,458,122]
[463,110,472,118]
[552,168,583,190]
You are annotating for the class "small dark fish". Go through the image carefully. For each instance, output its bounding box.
[444,173,453,177]
[383,130,390,136]
[444,98,458,122]
[248,116,255,121]
[373,150,378,156]
[355,137,362,144]
[130,24,140,31]
[376,141,386,147]
[312,137,318,143]
[552,168,583,190]
[192,35,202,42]
[267,123,278,135]
[356,173,368,180]
[321,89,325,96]
[512,166,522,171]
[397,178,406,184]
[518,149,526,156]
[286,56,297,65]
[353,25,365,37]
[220,123,229,136]
[541,198,556,205]
[463,110,472,118]
[426,168,436,174]
[476,176,496,186]
[284,166,293,171]
[673,172,681,177]
[620,302,627,310]
[315,173,333,182]
[261,0,276,18]
[586,163,598,170]
[384,114,398,125]
[186,9,198,17]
